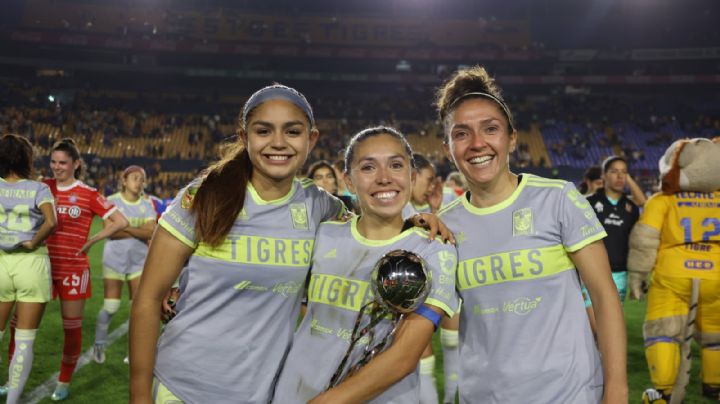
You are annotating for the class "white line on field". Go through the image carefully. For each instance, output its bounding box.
[24,321,129,404]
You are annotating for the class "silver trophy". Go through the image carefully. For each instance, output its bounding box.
[328,249,431,388]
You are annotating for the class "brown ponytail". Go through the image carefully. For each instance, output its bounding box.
[191,140,253,247]
[192,83,314,247]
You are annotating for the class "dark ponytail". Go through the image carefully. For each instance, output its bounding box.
[50,138,83,178]
[0,134,33,179]
[192,83,314,247]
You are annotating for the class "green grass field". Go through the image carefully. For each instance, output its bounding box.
[0,219,714,403]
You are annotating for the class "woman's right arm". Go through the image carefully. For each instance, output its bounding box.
[129,227,193,404]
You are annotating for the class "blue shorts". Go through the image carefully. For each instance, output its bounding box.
[583,271,628,308]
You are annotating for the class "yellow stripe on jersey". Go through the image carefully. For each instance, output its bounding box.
[457,244,574,290]
[195,234,314,267]
[307,273,373,312]
[526,180,564,189]
[158,214,196,248]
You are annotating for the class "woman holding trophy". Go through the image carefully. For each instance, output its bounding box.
[273,126,459,403]
[435,66,628,403]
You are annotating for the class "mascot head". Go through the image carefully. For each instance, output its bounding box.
[658,137,720,194]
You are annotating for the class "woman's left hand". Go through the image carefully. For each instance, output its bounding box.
[410,213,455,244]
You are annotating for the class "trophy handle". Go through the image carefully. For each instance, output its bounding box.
[346,312,402,376]
[328,302,389,388]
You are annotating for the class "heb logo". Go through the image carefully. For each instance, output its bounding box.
[684,260,714,270]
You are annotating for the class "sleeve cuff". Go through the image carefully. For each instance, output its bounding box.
[565,231,606,253]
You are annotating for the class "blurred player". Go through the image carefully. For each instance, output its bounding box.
[273,126,457,403]
[580,165,603,196]
[306,159,355,211]
[93,165,156,365]
[435,66,627,403]
[0,135,57,403]
[402,153,442,218]
[442,171,466,206]
[42,138,128,401]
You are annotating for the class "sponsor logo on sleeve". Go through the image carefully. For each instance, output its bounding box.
[180,186,198,210]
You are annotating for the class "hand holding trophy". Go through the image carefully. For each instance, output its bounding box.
[328,249,431,388]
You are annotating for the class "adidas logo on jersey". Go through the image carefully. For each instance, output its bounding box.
[323,248,337,259]
[68,288,78,295]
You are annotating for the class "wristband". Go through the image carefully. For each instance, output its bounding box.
[414,305,442,329]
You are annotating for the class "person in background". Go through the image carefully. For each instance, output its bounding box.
[93,165,157,365]
[306,160,355,212]
[442,171,466,206]
[0,134,57,403]
[43,138,128,401]
[580,165,603,196]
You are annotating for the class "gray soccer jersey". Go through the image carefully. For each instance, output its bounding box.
[438,174,607,404]
[102,193,156,275]
[0,178,54,250]
[155,177,345,404]
[273,217,458,404]
[401,202,431,219]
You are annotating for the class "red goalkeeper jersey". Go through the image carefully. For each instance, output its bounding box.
[44,179,116,278]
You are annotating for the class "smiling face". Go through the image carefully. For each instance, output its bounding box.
[345,133,414,221]
[443,97,517,191]
[123,171,146,196]
[50,150,80,184]
[242,99,318,186]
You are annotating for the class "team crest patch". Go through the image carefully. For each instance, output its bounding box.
[512,208,533,236]
[594,201,603,213]
[290,203,309,229]
[180,186,198,209]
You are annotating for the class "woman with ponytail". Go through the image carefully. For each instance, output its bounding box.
[434,66,627,403]
[129,84,349,404]
[44,138,128,401]
[0,134,56,403]
[93,165,157,366]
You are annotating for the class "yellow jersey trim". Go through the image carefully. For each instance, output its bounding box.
[194,233,314,267]
[158,217,197,249]
[565,231,607,253]
[247,180,297,206]
[350,216,424,247]
[457,244,574,290]
[460,174,528,216]
[424,298,455,318]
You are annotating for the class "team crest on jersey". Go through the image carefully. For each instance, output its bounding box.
[180,186,198,209]
[594,201,603,213]
[512,208,533,236]
[289,203,309,229]
[68,206,81,218]
[69,195,77,203]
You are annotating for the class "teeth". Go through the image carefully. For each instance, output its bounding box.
[267,155,289,161]
[469,155,493,165]
[374,191,398,200]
